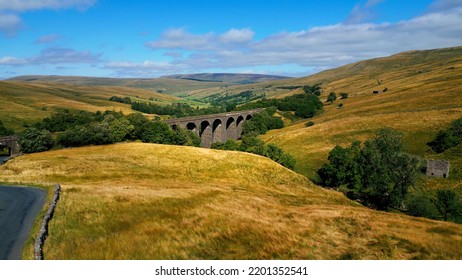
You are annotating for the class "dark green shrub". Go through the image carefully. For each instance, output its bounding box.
[305,121,315,127]
[19,128,53,153]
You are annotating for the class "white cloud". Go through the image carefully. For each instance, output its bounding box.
[132,5,462,76]
[146,28,216,51]
[429,0,462,12]
[35,34,62,44]
[0,0,96,11]
[0,48,102,66]
[219,28,254,44]
[0,13,21,36]
[344,0,385,24]
[0,0,96,36]
[146,27,255,51]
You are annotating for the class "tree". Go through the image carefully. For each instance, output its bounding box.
[435,189,460,221]
[340,93,349,99]
[141,121,175,144]
[327,92,337,104]
[318,129,419,209]
[108,117,134,143]
[126,113,149,140]
[406,194,438,219]
[19,128,53,153]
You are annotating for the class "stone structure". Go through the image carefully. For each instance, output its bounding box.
[0,136,20,157]
[426,159,450,178]
[165,109,264,148]
[34,184,61,260]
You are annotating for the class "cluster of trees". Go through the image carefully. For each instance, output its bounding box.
[109,96,132,104]
[0,120,14,136]
[212,136,296,170]
[238,91,323,118]
[317,129,420,210]
[19,110,201,153]
[427,117,462,153]
[407,189,462,223]
[303,84,322,96]
[131,101,226,118]
[241,109,284,137]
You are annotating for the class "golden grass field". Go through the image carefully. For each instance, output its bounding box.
[1,143,461,260]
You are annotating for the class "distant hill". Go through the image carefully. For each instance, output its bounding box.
[7,73,290,96]
[176,46,462,102]
[162,73,290,84]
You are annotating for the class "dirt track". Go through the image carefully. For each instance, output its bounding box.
[0,186,46,260]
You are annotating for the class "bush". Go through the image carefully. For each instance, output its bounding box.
[435,189,461,221]
[242,110,284,137]
[19,128,53,153]
[305,121,315,127]
[340,93,349,99]
[406,194,438,219]
[327,92,337,104]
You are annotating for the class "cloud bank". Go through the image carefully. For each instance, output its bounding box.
[108,3,462,77]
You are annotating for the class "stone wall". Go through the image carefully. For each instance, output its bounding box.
[34,184,61,260]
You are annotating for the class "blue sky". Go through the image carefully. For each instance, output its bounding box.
[1,0,462,78]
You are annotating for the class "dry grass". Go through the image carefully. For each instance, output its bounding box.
[1,143,461,259]
[0,81,179,131]
[261,47,462,189]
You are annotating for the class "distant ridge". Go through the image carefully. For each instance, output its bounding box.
[8,73,290,87]
[162,73,291,84]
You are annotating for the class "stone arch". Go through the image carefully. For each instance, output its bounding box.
[236,115,245,139]
[0,136,20,157]
[186,122,199,136]
[226,117,237,140]
[200,120,212,147]
[212,118,224,144]
[0,145,11,156]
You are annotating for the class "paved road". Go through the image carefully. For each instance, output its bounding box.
[0,186,46,260]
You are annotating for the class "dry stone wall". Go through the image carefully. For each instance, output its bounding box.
[34,184,61,260]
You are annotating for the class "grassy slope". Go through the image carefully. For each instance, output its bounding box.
[260,47,462,190]
[0,81,179,131]
[0,143,461,260]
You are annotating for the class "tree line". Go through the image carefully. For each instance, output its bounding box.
[19,110,200,153]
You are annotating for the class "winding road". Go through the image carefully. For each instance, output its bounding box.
[0,186,46,260]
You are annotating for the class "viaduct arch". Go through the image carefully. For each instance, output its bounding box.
[0,136,20,158]
[165,109,264,148]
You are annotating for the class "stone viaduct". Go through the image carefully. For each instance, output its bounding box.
[165,108,264,147]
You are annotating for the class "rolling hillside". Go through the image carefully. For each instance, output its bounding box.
[8,73,289,96]
[176,46,462,102]
[258,47,462,202]
[1,143,461,259]
[0,81,179,131]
